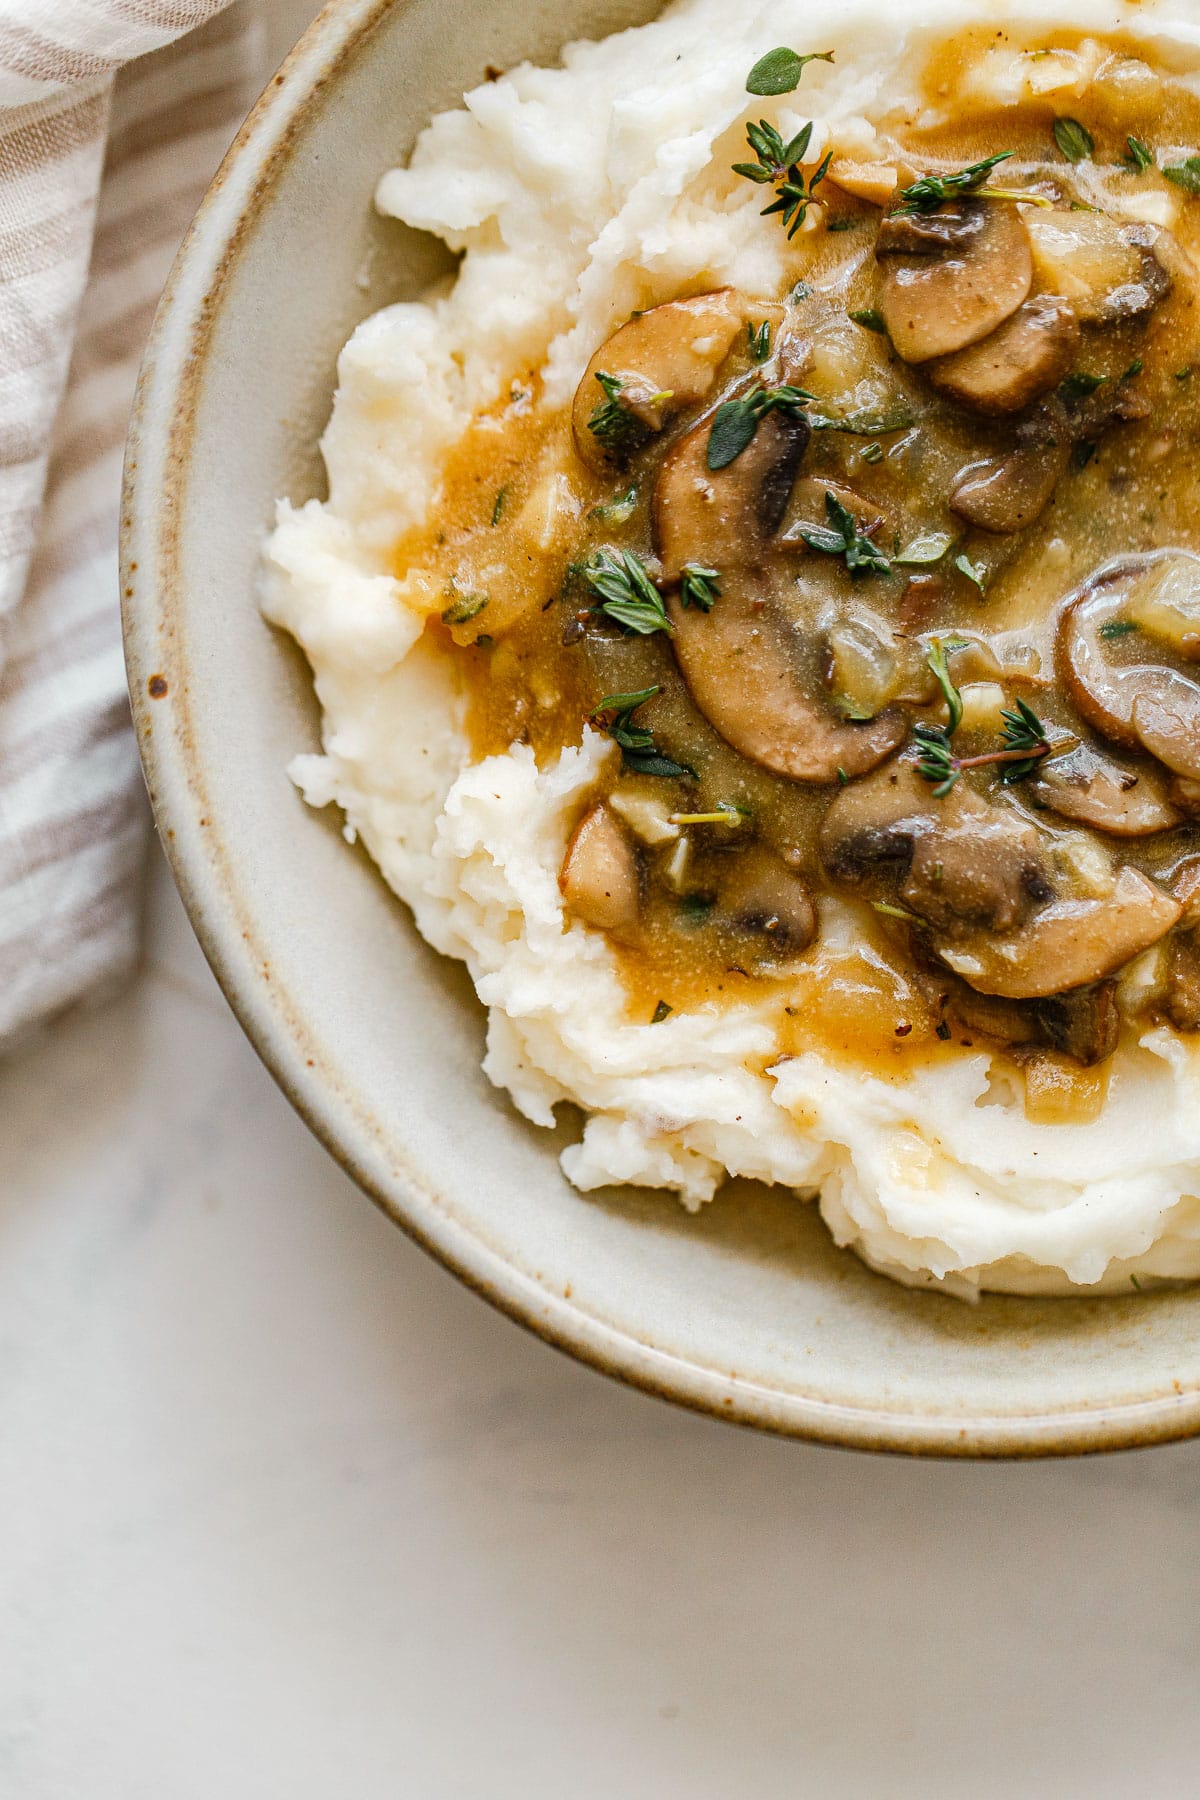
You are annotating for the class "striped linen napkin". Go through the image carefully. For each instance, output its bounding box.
[0,0,262,1053]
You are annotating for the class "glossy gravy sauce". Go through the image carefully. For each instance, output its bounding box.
[391,41,1200,1116]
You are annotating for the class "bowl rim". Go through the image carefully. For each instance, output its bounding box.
[121,0,1200,1459]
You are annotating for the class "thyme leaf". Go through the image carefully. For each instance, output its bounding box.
[895,530,954,567]
[707,381,813,469]
[491,486,508,526]
[1124,135,1154,173]
[1165,156,1200,195]
[1053,117,1094,163]
[651,1000,673,1023]
[954,552,988,595]
[441,589,489,625]
[745,46,834,96]
[747,320,772,363]
[1060,370,1107,398]
[925,636,970,734]
[849,307,886,333]
[680,562,721,611]
[583,549,672,635]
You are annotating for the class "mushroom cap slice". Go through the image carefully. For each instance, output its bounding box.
[653,403,810,583]
[925,295,1080,415]
[1057,551,1200,777]
[1030,742,1182,836]
[820,759,1048,934]
[934,865,1181,1000]
[571,290,744,472]
[1024,212,1171,324]
[877,199,1033,364]
[652,403,900,782]
[559,803,641,938]
[949,439,1069,534]
[665,574,907,783]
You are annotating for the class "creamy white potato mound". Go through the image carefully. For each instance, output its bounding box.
[264,0,1200,1296]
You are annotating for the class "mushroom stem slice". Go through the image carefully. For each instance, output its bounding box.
[559,803,641,938]
[571,290,744,472]
[877,199,1033,364]
[934,866,1181,1000]
[925,295,1079,415]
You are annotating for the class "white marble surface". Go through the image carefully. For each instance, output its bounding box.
[4,4,1200,1791]
[6,843,1200,1800]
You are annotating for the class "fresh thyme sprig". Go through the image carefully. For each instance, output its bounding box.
[913,642,1053,796]
[925,636,970,732]
[707,381,814,469]
[799,490,891,575]
[589,685,688,778]
[733,118,832,238]
[680,563,721,611]
[586,370,653,463]
[583,549,672,635]
[893,151,1050,214]
[747,320,771,362]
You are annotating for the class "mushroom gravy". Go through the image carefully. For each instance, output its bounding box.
[394,75,1200,1106]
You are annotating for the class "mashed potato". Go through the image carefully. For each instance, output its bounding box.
[264,0,1200,1296]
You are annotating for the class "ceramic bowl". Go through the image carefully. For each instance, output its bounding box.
[122,0,1200,1455]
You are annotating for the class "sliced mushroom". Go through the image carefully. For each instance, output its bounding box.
[876,199,1033,363]
[653,405,810,583]
[902,807,1047,934]
[650,408,903,783]
[1031,981,1120,1066]
[559,803,641,938]
[664,575,906,783]
[1029,742,1182,836]
[717,844,816,958]
[571,290,745,472]
[949,440,1069,533]
[934,865,1181,999]
[820,759,1049,934]
[1163,930,1200,1031]
[1058,552,1200,778]
[915,961,1118,1064]
[925,295,1080,415]
[1023,212,1172,324]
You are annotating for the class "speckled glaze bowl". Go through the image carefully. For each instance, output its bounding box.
[122,0,1200,1455]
